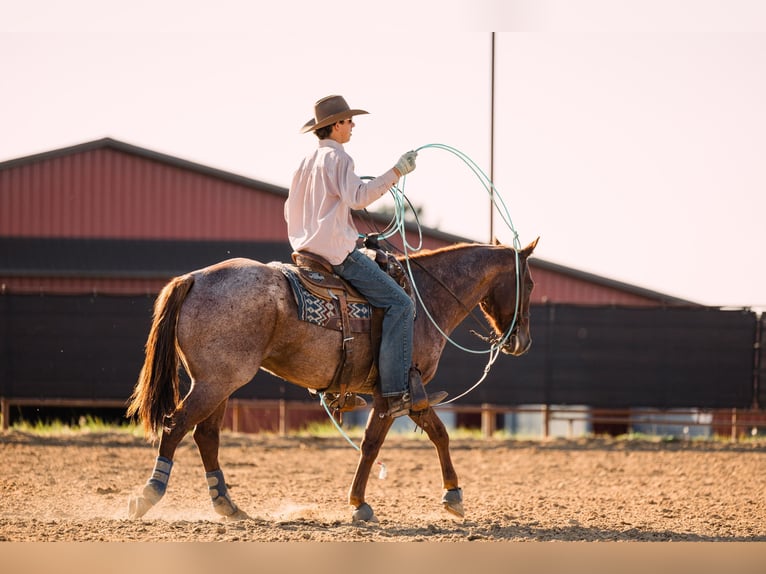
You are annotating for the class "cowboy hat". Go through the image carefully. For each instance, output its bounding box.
[300,95,369,134]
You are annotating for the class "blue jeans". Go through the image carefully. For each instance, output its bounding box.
[332,249,413,397]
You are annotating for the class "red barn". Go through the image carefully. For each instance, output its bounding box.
[9,138,756,438]
[1,137,691,305]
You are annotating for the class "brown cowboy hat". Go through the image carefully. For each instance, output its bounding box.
[300,95,369,134]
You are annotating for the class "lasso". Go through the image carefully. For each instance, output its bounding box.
[320,144,524,440]
[382,144,523,405]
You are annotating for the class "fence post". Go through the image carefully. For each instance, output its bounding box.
[481,403,496,438]
[279,399,287,436]
[232,400,240,433]
[1,398,8,431]
[542,404,550,439]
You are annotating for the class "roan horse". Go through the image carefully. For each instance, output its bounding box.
[126,238,538,522]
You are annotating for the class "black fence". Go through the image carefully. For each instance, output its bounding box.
[0,294,761,415]
[437,305,758,409]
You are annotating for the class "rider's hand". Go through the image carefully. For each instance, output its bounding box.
[394,150,417,177]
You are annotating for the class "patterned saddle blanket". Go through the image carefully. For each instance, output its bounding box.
[277,248,413,333]
[280,265,373,332]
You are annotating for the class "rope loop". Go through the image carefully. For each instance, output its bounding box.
[387,144,522,354]
[357,144,524,407]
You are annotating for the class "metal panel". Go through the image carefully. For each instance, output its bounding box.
[758,313,766,409]
[1,148,289,241]
[544,305,756,408]
[1,237,293,277]
[0,296,758,409]
[429,305,757,408]
[0,294,154,400]
[434,314,548,405]
[0,238,294,295]
[530,266,660,306]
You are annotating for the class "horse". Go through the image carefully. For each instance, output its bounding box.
[126,238,538,522]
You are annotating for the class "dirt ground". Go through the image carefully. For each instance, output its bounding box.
[0,429,764,542]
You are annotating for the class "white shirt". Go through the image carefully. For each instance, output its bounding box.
[284,139,398,265]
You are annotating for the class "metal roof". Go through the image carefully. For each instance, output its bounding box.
[1,138,698,306]
[0,137,288,198]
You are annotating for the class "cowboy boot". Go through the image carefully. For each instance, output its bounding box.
[383,369,448,418]
[408,367,430,412]
[383,390,449,418]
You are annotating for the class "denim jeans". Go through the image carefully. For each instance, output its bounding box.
[332,248,413,397]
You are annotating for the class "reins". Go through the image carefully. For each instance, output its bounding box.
[375,239,494,342]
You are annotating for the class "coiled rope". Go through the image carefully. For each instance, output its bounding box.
[320,144,524,446]
[386,143,523,404]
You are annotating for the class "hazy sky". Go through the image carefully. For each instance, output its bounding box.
[2,1,765,307]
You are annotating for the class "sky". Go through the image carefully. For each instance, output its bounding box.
[2,1,765,308]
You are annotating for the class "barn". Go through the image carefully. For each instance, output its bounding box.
[1,138,762,435]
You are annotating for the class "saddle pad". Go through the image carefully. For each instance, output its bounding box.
[279,265,371,332]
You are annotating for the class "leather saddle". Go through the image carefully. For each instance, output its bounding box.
[284,246,414,413]
[291,251,368,305]
[290,248,414,315]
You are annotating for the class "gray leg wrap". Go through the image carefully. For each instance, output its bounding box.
[206,469,239,517]
[146,456,173,500]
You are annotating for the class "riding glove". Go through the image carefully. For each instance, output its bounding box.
[395,150,418,176]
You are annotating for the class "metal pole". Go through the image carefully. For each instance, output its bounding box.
[489,32,496,243]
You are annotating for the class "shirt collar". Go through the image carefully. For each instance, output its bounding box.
[319,138,344,151]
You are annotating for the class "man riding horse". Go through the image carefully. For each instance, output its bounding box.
[125,96,537,522]
[285,95,447,417]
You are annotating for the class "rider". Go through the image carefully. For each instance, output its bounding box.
[284,94,446,417]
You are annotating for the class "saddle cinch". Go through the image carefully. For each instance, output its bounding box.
[282,247,414,413]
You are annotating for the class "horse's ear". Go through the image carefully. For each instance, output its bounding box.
[522,236,540,256]
[493,236,501,246]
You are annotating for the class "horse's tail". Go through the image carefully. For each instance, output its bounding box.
[127,273,195,441]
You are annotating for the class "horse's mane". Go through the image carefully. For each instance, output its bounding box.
[401,242,510,261]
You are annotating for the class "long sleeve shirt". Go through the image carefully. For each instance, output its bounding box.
[284,139,399,265]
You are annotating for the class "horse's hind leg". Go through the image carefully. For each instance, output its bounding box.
[128,409,191,519]
[128,386,230,519]
[410,408,464,518]
[193,399,248,520]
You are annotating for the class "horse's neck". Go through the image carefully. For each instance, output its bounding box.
[412,245,513,331]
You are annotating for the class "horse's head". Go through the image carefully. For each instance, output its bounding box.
[480,237,538,356]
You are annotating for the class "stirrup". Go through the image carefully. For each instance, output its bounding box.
[382,390,448,418]
[325,393,367,412]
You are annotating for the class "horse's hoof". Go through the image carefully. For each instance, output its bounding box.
[212,496,241,518]
[127,495,154,520]
[442,488,464,518]
[351,503,378,523]
[221,508,250,522]
[127,482,164,519]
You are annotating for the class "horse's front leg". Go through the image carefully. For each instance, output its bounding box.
[348,395,394,523]
[410,407,464,518]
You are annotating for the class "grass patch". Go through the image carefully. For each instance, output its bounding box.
[9,415,142,437]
